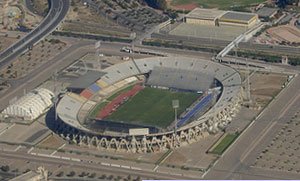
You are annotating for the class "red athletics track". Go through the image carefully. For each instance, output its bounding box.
[96,84,144,119]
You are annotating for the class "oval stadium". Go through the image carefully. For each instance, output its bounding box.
[54,56,242,153]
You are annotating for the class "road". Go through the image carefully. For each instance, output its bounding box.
[0,39,155,111]
[0,0,69,68]
[205,73,300,179]
[151,33,300,56]
[0,150,192,180]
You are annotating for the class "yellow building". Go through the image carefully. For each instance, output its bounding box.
[184,8,226,26]
[184,8,258,28]
[219,11,259,27]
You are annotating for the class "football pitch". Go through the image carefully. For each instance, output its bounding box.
[107,87,201,128]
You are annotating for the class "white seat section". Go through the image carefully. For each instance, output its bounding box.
[56,94,90,132]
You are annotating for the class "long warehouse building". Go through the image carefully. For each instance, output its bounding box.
[184,8,259,27]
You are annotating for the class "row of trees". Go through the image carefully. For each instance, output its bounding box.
[143,0,167,10]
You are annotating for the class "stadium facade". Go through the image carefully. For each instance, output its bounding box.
[55,56,242,153]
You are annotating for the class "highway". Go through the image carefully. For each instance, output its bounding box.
[0,0,69,68]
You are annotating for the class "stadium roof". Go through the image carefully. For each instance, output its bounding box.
[256,7,278,18]
[185,8,226,20]
[1,88,54,120]
[220,11,257,22]
[68,70,106,90]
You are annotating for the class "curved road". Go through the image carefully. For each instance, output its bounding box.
[0,0,69,68]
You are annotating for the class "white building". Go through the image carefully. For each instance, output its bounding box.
[2,88,54,121]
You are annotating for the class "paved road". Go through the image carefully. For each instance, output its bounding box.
[0,150,192,179]
[205,74,300,179]
[151,33,300,56]
[0,39,153,111]
[0,0,69,68]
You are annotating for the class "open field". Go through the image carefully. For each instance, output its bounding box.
[170,0,265,10]
[210,133,239,155]
[107,87,200,128]
[0,39,68,79]
[169,23,247,41]
[250,72,287,106]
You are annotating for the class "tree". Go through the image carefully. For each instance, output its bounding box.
[144,0,167,10]
[0,165,10,172]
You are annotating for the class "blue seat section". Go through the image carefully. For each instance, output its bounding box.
[177,94,213,127]
[88,83,101,93]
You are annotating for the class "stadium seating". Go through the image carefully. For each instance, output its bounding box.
[57,56,242,137]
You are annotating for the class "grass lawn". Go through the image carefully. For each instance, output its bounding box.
[211,133,239,155]
[171,0,265,10]
[107,87,200,128]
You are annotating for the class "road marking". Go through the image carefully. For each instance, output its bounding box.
[0,123,15,136]
[240,78,300,162]
[14,145,22,152]
[101,162,110,166]
[131,167,142,171]
[50,143,66,156]
[27,147,34,154]
[121,165,130,169]
[111,164,120,167]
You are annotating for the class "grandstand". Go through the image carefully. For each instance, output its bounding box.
[146,66,215,92]
[55,56,242,152]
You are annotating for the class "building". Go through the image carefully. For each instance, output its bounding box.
[10,167,48,181]
[184,8,259,28]
[256,7,278,20]
[1,88,54,121]
[219,11,259,27]
[184,8,226,26]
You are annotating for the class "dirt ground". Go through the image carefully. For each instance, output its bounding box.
[38,134,65,149]
[0,36,17,52]
[0,38,68,79]
[267,25,300,43]
[0,0,41,31]
[61,1,131,37]
[250,72,287,106]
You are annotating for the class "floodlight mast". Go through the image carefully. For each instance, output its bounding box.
[172,100,179,133]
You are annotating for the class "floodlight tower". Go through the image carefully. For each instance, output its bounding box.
[245,58,251,103]
[95,41,101,70]
[172,100,179,133]
[52,70,58,121]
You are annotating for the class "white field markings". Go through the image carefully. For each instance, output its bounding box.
[50,143,66,156]
[27,147,34,154]
[0,123,15,136]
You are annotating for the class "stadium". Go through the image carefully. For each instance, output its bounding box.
[54,56,242,153]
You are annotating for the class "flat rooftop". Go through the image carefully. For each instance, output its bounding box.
[256,7,278,18]
[68,70,106,90]
[185,8,226,20]
[220,11,257,22]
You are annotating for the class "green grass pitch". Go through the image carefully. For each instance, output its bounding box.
[107,87,201,128]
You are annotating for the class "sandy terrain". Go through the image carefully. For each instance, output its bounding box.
[267,25,300,43]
